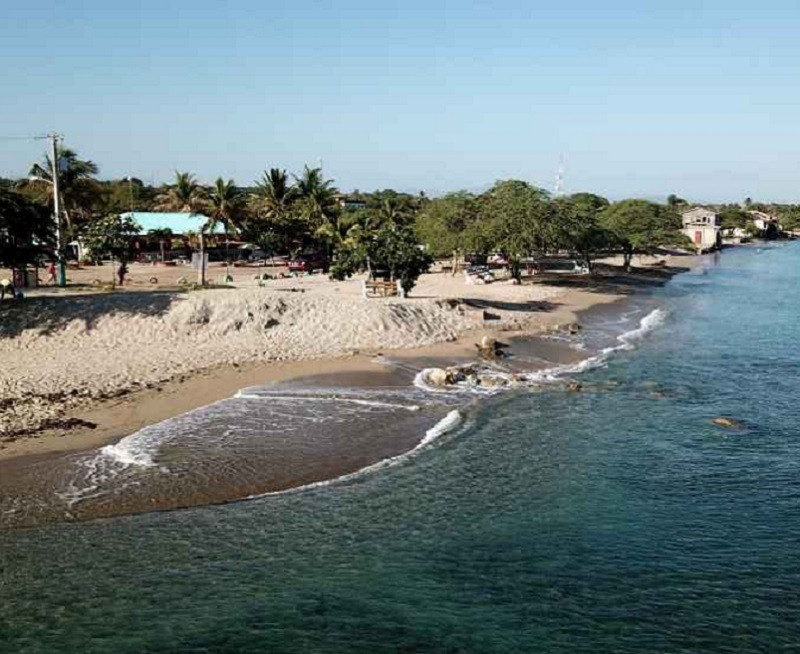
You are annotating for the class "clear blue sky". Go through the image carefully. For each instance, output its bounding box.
[2,0,798,201]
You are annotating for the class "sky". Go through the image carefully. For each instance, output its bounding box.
[1,0,799,202]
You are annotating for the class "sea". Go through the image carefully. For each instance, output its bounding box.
[1,242,799,653]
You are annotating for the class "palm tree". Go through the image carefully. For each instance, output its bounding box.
[252,168,296,220]
[154,171,207,284]
[248,169,299,253]
[294,165,337,232]
[375,197,413,228]
[314,211,363,250]
[294,166,338,261]
[24,147,100,230]
[206,177,243,279]
[154,171,206,214]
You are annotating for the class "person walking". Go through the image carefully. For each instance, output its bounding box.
[47,260,57,285]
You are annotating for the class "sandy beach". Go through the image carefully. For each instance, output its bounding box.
[0,256,697,465]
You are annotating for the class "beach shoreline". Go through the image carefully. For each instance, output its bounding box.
[0,259,696,466]
[0,256,712,529]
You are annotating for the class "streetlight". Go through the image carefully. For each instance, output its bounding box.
[123,176,135,214]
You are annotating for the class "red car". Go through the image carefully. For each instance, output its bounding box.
[288,253,328,273]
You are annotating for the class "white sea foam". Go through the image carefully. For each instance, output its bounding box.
[100,437,156,468]
[413,308,668,392]
[234,391,420,412]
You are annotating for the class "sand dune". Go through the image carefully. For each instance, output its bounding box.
[0,281,560,438]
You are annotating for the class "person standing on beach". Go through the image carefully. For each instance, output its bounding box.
[117,262,128,287]
[47,261,57,285]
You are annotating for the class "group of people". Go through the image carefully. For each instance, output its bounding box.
[0,261,59,301]
[1,261,132,300]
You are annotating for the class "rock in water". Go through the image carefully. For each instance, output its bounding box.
[712,417,743,429]
[480,376,508,388]
[427,368,449,386]
[475,336,509,360]
[445,367,466,384]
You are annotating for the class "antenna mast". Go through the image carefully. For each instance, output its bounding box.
[554,154,565,197]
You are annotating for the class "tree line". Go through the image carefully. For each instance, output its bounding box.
[2,144,796,291]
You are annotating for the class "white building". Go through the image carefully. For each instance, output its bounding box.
[681,207,722,253]
[747,210,779,235]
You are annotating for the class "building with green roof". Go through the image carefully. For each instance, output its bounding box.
[120,212,225,235]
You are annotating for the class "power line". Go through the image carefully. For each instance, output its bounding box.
[0,135,50,141]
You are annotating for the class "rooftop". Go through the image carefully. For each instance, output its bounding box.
[120,212,225,235]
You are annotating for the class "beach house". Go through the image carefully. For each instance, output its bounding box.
[747,210,780,237]
[119,211,226,262]
[681,207,722,253]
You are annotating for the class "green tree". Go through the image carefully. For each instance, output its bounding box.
[666,193,687,209]
[363,191,418,228]
[599,199,687,270]
[294,165,338,234]
[778,206,800,232]
[251,169,296,219]
[0,187,52,268]
[96,178,155,215]
[479,180,555,279]
[246,168,302,254]
[207,177,244,276]
[314,211,364,252]
[154,171,206,214]
[154,171,208,283]
[415,192,480,272]
[330,225,433,294]
[718,207,750,232]
[24,147,100,231]
[553,193,611,272]
[81,214,141,285]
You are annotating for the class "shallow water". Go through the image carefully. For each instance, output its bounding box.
[2,243,799,652]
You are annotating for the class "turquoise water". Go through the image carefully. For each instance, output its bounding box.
[2,243,799,653]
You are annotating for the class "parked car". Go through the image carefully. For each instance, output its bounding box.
[288,252,328,273]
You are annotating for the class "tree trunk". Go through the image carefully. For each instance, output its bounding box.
[451,250,458,276]
[623,249,633,272]
[225,228,231,280]
[160,240,165,262]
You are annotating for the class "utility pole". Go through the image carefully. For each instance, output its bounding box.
[125,176,134,213]
[49,133,67,286]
